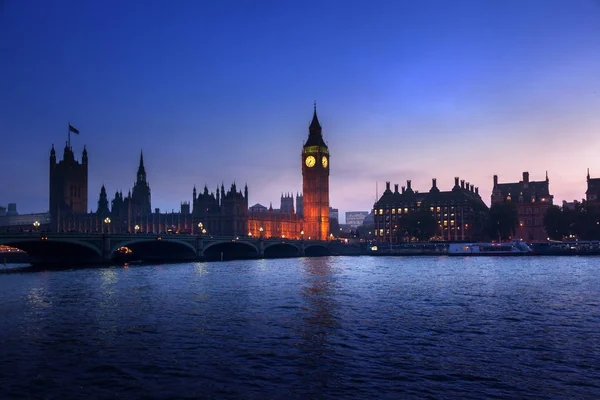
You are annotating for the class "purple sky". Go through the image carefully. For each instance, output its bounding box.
[1,0,600,223]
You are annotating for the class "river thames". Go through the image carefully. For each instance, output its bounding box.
[1,256,600,399]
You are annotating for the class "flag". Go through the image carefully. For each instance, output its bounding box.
[69,124,79,134]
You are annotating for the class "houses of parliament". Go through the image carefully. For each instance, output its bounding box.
[48,107,330,240]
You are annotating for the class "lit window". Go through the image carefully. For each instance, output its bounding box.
[392,209,396,214]
[379,209,383,215]
[404,208,408,213]
[430,207,434,212]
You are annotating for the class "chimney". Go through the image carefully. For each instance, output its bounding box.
[454,177,459,187]
[432,178,437,188]
[394,184,399,193]
[386,181,390,191]
[523,171,529,183]
[475,187,479,195]
[493,175,498,187]
[401,186,405,194]
[470,184,474,192]
[461,180,465,189]
[407,180,412,190]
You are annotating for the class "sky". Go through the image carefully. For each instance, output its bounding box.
[1,0,600,223]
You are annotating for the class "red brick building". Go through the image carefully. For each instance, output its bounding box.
[491,172,553,242]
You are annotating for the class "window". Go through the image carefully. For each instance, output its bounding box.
[391,208,395,214]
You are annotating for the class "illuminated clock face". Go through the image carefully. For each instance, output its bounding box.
[322,156,328,168]
[305,155,316,168]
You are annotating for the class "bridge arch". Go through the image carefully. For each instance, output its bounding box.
[203,240,259,261]
[304,243,331,257]
[0,237,103,264]
[263,242,301,258]
[110,238,197,262]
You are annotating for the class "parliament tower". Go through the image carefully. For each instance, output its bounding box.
[301,104,330,240]
[49,143,88,230]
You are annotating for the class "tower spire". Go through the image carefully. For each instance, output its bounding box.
[136,150,147,183]
[305,103,326,147]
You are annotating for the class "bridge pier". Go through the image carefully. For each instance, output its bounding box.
[102,234,111,263]
[259,239,264,258]
[195,236,205,259]
[300,240,305,257]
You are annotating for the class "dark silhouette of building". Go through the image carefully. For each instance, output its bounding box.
[374,177,488,242]
[131,151,152,217]
[49,143,88,231]
[301,104,330,240]
[295,193,303,217]
[192,183,249,237]
[97,185,110,217]
[491,171,553,241]
[586,169,600,203]
[280,193,295,214]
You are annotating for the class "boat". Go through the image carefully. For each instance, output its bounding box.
[448,241,532,256]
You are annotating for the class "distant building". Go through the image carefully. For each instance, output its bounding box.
[374,177,488,242]
[346,211,369,228]
[0,203,51,231]
[329,207,339,221]
[7,203,18,216]
[562,200,581,211]
[491,171,553,242]
[586,169,600,204]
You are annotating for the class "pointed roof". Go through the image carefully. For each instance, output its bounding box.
[139,150,145,169]
[304,102,327,148]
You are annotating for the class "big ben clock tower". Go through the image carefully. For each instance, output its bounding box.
[302,103,330,241]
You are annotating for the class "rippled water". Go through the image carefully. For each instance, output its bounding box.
[1,256,600,399]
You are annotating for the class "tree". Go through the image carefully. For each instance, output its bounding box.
[403,209,437,242]
[486,202,518,241]
[544,205,568,241]
[330,217,340,237]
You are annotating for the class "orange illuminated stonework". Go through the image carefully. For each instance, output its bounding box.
[301,105,330,241]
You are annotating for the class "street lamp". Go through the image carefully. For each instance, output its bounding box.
[134,224,140,234]
[300,230,304,240]
[33,220,40,232]
[104,217,111,234]
[259,226,264,238]
[202,228,206,235]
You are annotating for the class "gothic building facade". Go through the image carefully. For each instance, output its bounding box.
[49,143,88,231]
[300,105,330,240]
[49,107,331,239]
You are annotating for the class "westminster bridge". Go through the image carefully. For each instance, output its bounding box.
[0,232,363,265]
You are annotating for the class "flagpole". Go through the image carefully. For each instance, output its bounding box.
[68,122,71,149]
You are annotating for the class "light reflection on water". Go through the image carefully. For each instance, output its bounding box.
[1,256,600,399]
